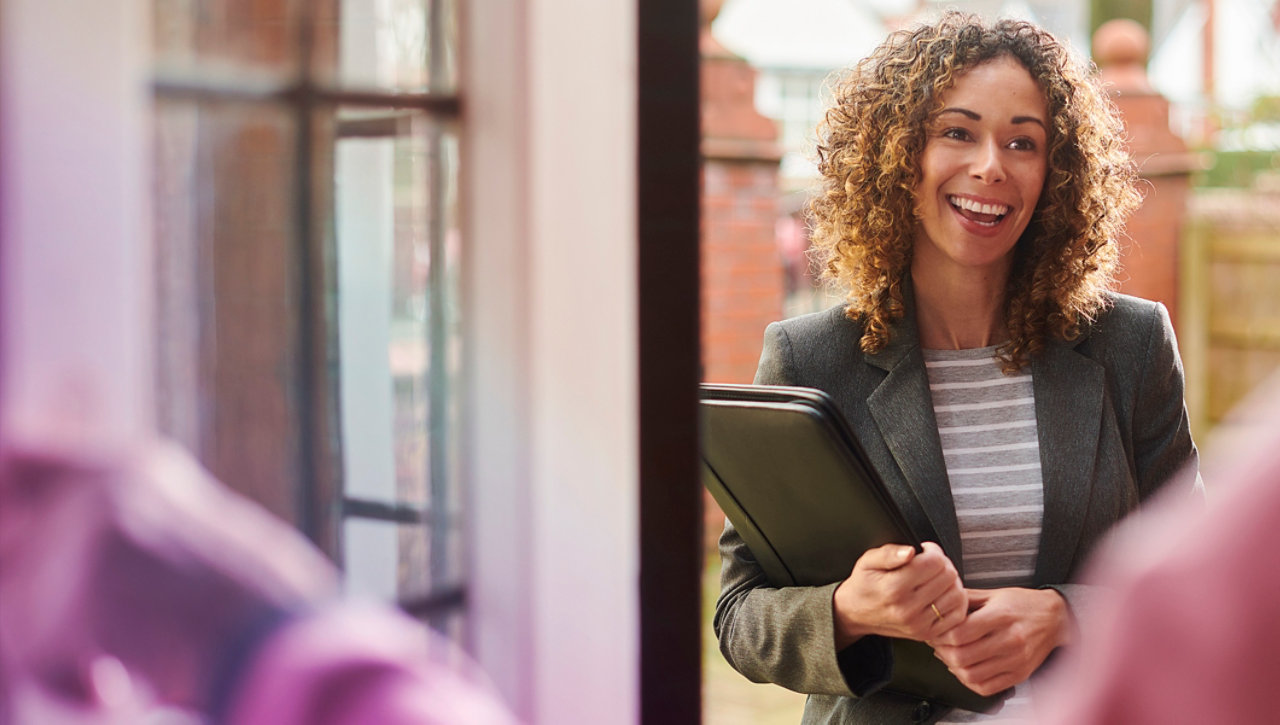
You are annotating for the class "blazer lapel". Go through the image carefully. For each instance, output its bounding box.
[864,306,964,569]
[1031,339,1105,585]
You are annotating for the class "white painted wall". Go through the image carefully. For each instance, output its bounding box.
[462,0,640,722]
[0,0,152,451]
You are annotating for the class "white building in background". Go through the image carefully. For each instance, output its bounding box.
[1150,0,1280,148]
[712,0,1093,188]
[711,0,889,187]
[714,0,1280,182]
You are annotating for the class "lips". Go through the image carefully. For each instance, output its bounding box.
[948,194,1009,226]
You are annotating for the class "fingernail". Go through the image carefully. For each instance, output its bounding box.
[898,547,911,559]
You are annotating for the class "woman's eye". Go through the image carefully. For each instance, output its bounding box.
[941,127,970,141]
[1008,137,1038,151]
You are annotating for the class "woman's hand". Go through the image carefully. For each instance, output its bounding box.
[832,541,967,649]
[929,587,1072,696]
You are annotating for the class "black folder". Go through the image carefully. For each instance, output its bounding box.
[701,382,1002,712]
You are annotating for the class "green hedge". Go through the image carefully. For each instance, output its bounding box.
[1195,150,1280,189]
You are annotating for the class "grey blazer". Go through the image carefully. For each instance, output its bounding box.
[714,291,1201,724]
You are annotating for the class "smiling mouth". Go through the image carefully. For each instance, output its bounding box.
[948,195,1009,226]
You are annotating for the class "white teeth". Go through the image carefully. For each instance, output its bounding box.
[949,195,1009,216]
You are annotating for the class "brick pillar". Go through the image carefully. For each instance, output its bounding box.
[699,0,785,548]
[700,0,784,386]
[1093,19,1199,329]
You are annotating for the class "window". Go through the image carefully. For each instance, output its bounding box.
[5,0,697,721]
[151,0,465,633]
[754,66,831,183]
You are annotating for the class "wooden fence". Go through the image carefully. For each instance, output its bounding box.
[1180,187,1280,448]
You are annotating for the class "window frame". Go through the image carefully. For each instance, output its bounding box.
[460,0,701,721]
[149,1,466,622]
[2,0,704,722]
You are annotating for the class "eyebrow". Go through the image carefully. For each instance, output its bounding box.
[937,107,1048,132]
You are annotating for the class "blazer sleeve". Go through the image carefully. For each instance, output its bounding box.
[712,322,893,698]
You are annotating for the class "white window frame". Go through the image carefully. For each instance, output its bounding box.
[0,0,153,448]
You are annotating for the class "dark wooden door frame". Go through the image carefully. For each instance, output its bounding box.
[638,1,702,723]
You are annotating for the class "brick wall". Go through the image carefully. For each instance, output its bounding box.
[699,32,785,546]
[701,160,784,384]
[1095,19,1199,329]
[699,32,785,384]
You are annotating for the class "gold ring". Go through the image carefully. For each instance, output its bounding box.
[931,603,944,622]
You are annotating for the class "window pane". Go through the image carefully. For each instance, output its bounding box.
[153,99,303,523]
[333,111,462,615]
[342,516,464,604]
[153,0,300,79]
[334,113,459,505]
[321,0,458,92]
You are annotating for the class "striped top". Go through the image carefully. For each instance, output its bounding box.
[924,346,1043,724]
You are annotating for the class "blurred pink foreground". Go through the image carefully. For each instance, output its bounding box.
[1037,373,1280,723]
[0,441,517,725]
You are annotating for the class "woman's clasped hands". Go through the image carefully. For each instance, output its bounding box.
[928,585,1071,696]
[831,542,1072,696]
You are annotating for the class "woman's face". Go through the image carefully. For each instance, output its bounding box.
[911,56,1049,283]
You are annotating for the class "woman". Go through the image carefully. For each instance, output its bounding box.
[714,12,1201,724]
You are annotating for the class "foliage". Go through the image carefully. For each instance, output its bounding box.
[1194,150,1280,189]
[1089,0,1152,37]
[1251,96,1280,124]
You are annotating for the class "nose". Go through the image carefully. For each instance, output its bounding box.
[970,139,1006,184]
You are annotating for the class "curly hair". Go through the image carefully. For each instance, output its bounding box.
[809,11,1141,371]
